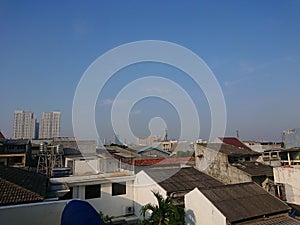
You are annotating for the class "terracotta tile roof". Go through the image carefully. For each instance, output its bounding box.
[0,165,48,206]
[219,137,252,150]
[133,157,195,166]
[199,182,291,223]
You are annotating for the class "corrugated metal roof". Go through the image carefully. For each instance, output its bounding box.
[199,182,290,223]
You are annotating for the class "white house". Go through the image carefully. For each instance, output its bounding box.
[134,166,222,219]
[274,165,300,205]
[185,182,296,225]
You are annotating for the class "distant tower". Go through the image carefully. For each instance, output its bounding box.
[164,128,168,141]
[39,111,61,139]
[236,130,240,139]
[13,110,36,139]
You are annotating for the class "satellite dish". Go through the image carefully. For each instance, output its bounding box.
[61,199,106,225]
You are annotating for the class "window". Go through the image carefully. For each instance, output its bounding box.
[85,184,101,199]
[112,182,126,196]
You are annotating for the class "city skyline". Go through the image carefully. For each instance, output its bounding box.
[1,1,300,142]
[12,110,61,139]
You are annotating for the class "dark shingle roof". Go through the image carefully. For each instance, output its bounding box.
[231,162,274,177]
[0,165,48,206]
[237,215,300,225]
[201,143,261,157]
[0,131,5,139]
[199,182,290,223]
[146,167,223,193]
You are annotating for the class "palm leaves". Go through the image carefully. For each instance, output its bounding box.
[139,191,185,225]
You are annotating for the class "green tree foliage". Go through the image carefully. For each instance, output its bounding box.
[139,191,185,225]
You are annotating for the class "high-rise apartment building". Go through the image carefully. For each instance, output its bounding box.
[39,112,61,139]
[13,110,36,139]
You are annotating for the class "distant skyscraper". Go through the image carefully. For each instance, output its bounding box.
[39,112,61,139]
[13,110,36,139]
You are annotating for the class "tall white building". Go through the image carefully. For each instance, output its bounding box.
[13,110,36,139]
[39,112,61,139]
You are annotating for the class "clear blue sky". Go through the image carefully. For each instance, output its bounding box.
[0,0,299,142]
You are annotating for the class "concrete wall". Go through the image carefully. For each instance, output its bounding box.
[71,180,135,217]
[195,145,251,184]
[274,166,300,205]
[74,158,98,175]
[185,188,226,225]
[0,179,135,225]
[0,200,68,225]
[89,181,134,217]
[134,171,167,218]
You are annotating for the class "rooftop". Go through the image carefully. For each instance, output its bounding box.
[231,162,274,177]
[133,157,195,166]
[0,139,30,146]
[199,143,261,157]
[237,215,300,225]
[219,137,252,150]
[199,182,291,223]
[0,131,5,139]
[0,165,48,206]
[146,167,223,194]
[137,145,172,156]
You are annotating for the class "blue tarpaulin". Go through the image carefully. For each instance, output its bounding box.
[61,199,106,225]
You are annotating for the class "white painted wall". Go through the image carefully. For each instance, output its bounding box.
[0,200,68,225]
[185,188,226,225]
[88,181,135,217]
[134,171,167,218]
[274,166,300,205]
[71,180,135,217]
[74,158,98,175]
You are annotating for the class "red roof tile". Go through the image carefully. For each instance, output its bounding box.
[219,137,252,150]
[133,157,195,166]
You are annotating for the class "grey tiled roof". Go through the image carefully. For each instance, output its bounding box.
[146,167,223,193]
[200,143,261,157]
[231,162,274,177]
[199,182,291,223]
[237,215,300,225]
[0,165,48,206]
